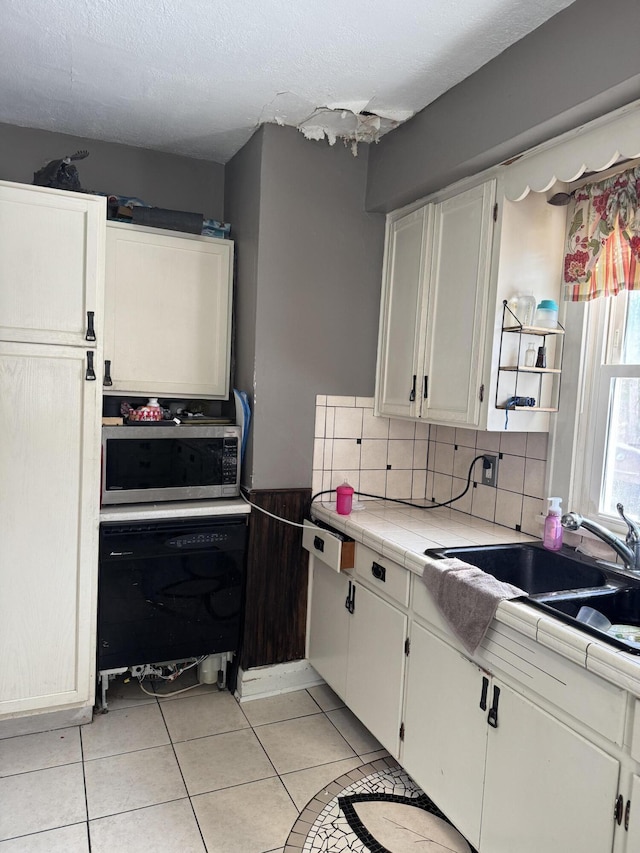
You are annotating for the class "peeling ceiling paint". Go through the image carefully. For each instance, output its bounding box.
[0,0,577,163]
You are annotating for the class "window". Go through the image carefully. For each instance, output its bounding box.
[575,289,640,525]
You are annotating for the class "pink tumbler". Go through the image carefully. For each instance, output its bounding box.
[336,482,354,515]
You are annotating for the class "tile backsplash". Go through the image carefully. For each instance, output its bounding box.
[312,395,547,536]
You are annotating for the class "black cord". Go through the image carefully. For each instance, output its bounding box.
[311,455,487,510]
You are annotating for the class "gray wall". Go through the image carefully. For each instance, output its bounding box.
[224,128,264,484]
[227,124,385,490]
[366,0,640,212]
[0,121,225,219]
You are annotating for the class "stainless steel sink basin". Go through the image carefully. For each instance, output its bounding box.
[425,542,640,654]
[425,543,608,595]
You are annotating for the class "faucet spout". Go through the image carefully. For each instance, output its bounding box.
[561,511,638,571]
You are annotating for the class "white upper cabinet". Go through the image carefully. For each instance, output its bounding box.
[0,181,105,347]
[376,180,496,427]
[375,175,566,431]
[104,222,233,399]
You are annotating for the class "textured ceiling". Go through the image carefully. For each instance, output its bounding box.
[0,0,576,163]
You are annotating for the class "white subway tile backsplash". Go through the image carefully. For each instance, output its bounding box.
[362,409,390,439]
[475,432,500,453]
[413,440,428,470]
[333,407,364,438]
[314,407,326,438]
[453,445,478,481]
[326,395,355,407]
[433,473,453,504]
[434,442,455,475]
[411,469,427,500]
[386,470,413,500]
[360,439,388,470]
[313,439,323,470]
[522,496,544,536]
[312,396,548,535]
[388,439,415,470]
[455,427,477,448]
[435,425,456,444]
[359,470,387,498]
[355,396,375,409]
[495,489,523,530]
[325,407,335,438]
[499,431,527,457]
[415,421,430,440]
[498,454,526,494]
[526,432,548,461]
[332,439,361,471]
[524,457,546,498]
[471,484,497,522]
[389,419,416,440]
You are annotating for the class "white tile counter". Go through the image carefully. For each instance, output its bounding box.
[310,499,640,697]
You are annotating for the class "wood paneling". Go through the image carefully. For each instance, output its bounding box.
[241,489,311,670]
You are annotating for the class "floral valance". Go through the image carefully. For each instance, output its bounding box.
[563,165,640,301]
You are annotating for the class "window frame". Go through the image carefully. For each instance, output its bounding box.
[569,293,640,532]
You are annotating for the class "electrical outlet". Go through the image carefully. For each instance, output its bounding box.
[482,454,498,488]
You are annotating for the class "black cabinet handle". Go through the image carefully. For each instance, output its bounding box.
[103,359,113,387]
[345,581,356,614]
[85,311,96,342]
[409,375,416,402]
[423,375,429,399]
[479,676,489,711]
[487,685,500,728]
[85,351,96,381]
[313,535,325,553]
[371,561,386,582]
[624,798,630,831]
[615,795,624,826]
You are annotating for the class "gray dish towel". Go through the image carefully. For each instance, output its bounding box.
[421,557,526,653]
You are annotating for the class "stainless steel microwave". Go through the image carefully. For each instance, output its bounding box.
[101,425,241,505]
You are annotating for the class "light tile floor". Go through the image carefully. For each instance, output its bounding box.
[0,676,388,853]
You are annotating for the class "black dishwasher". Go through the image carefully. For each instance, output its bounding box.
[98,516,247,671]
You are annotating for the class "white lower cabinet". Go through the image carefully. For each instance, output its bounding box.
[0,342,101,716]
[627,774,640,850]
[480,682,619,853]
[402,622,488,847]
[307,557,407,757]
[402,618,621,853]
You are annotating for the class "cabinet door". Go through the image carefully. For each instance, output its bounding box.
[104,223,233,398]
[306,558,350,701]
[345,583,407,757]
[0,182,105,348]
[401,622,487,848]
[422,181,495,426]
[0,342,101,715]
[375,206,430,419]
[481,681,619,853]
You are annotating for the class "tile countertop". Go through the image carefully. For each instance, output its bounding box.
[310,499,640,698]
[100,497,251,522]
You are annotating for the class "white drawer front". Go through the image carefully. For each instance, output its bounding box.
[303,520,354,572]
[477,622,627,745]
[355,544,409,606]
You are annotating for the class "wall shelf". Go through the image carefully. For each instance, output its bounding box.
[496,300,565,416]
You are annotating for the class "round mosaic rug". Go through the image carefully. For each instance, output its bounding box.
[284,757,475,853]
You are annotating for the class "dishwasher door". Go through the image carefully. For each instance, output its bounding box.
[98,516,247,670]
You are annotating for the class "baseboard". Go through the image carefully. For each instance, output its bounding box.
[235,659,323,702]
[0,703,93,740]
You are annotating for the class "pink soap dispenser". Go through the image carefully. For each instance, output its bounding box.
[336,481,354,515]
[543,497,563,551]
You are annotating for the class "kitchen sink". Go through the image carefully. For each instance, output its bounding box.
[425,542,640,654]
[425,543,609,594]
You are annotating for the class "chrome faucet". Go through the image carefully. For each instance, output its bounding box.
[561,503,640,572]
